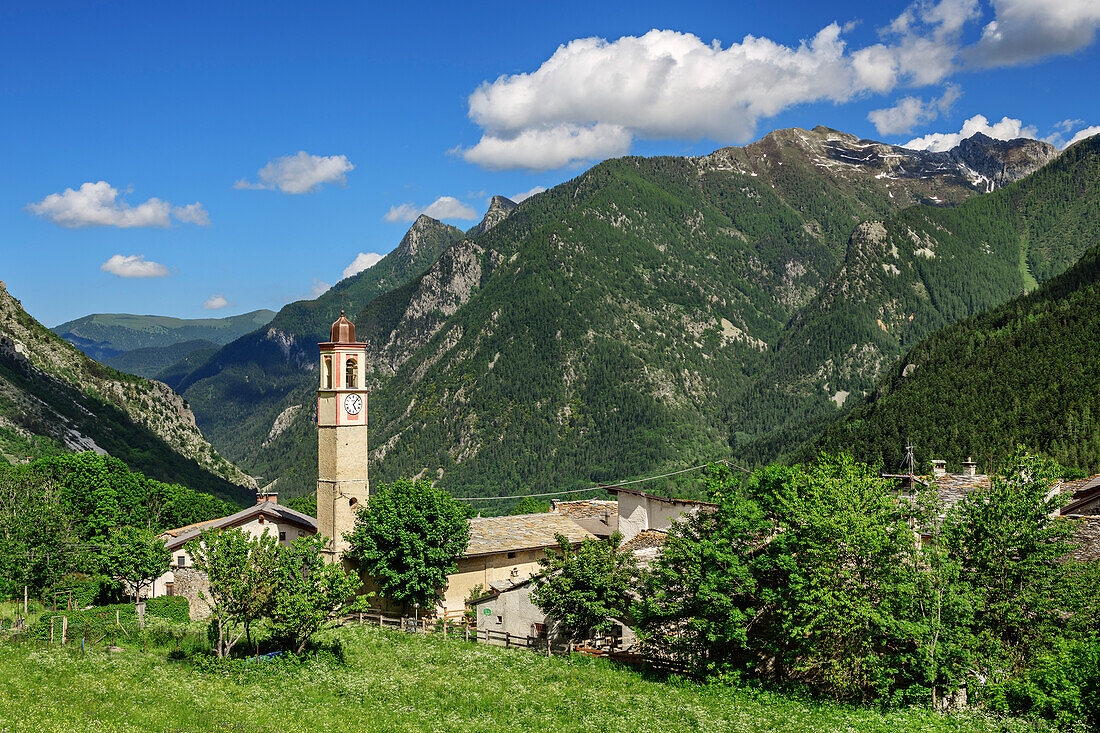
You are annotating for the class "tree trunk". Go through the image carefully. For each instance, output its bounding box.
[217,615,224,659]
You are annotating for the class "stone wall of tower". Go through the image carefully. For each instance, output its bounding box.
[317,423,369,557]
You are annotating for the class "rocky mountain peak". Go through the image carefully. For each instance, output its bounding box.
[946,133,1058,190]
[466,195,517,238]
[399,214,448,259]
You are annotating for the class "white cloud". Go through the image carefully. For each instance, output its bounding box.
[903,113,1038,151]
[236,152,354,194]
[868,83,961,135]
[511,186,547,203]
[203,294,229,310]
[342,252,384,280]
[1064,125,1100,149]
[970,0,1100,67]
[461,123,633,171]
[383,195,478,223]
[28,181,208,228]
[456,0,1100,170]
[100,254,171,279]
[309,279,331,298]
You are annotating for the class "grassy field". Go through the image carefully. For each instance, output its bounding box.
[0,624,1057,733]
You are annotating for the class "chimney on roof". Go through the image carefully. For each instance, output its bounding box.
[931,459,947,478]
[256,492,278,504]
[961,457,977,478]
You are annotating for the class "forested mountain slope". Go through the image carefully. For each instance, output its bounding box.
[53,309,275,362]
[0,282,253,503]
[234,127,1057,499]
[729,133,1100,454]
[795,236,1100,474]
[174,215,465,459]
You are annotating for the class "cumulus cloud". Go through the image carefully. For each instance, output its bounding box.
[28,182,208,228]
[203,294,229,310]
[969,0,1100,67]
[461,124,633,171]
[383,195,478,223]
[1064,125,1100,148]
[510,186,547,203]
[1042,119,1100,149]
[902,113,1038,151]
[235,152,354,194]
[868,84,962,135]
[309,279,331,298]
[342,252,384,280]
[455,0,1100,170]
[100,254,171,279]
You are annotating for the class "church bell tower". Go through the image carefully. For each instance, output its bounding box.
[317,310,369,561]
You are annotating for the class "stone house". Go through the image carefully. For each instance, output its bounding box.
[603,486,716,543]
[470,575,635,649]
[150,492,316,615]
[439,513,594,616]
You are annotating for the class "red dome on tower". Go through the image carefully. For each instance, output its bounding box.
[330,310,356,343]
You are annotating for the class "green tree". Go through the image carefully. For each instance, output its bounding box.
[532,532,637,642]
[345,479,470,611]
[100,526,170,605]
[943,450,1075,664]
[186,529,280,657]
[635,465,777,677]
[0,465,80,598]
[509,496,550,515]
[269,535,361,653]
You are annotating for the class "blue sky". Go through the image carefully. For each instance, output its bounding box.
[3,0,1098,326]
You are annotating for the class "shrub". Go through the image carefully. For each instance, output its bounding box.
[47,573,123,609]
[145,596,190,624]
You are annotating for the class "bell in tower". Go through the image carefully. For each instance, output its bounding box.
[316,310,370,562]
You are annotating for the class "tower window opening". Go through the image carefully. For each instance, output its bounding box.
[323,356,333,389]
[345,357,358,390]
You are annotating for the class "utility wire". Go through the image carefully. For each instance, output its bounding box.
[450,458,748,502]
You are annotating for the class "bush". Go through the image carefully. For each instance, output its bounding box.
[47,573,123,609]
[985,636,1100,729]
[145,596,190,624]
[22,603,137,642]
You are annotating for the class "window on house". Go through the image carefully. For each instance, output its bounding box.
[279,531,286,542]
[507,551,516,559]
[323,355,333,389]
[531,623,547,639]
[177,556,186,567]
[258,516,264,524]
[345,357,358,390]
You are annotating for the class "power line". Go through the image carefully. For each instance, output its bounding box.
[450,459,748,502]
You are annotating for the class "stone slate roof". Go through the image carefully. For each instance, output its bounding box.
[1067,516,1100,562]
[466,513,594,557]
[552,499,618,537]
[929,473,992,511]
[160,502,317,551]
[619,529,668,553]
[1058,475,1100,515]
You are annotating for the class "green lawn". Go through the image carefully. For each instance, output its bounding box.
[0,625,1051,733]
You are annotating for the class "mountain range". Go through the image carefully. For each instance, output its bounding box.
[155,126,1080,502]
[52,309,275,378]
[14,125,1096,508]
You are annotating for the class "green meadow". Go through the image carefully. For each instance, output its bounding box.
[0,624,1057,733]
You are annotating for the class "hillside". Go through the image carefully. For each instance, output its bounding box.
[789,234,1100,474]
[730,132,1100,460]
[103,339,220,379]
[0,281,253,503]
[53,309,275,361]
[224,127,1060,500]
[172,214,465,463]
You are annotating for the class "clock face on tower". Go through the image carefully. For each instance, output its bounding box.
[343,393,363,416]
